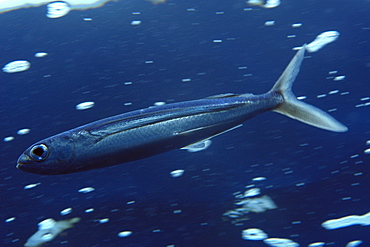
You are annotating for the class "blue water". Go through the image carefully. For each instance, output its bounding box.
[1,0,370,246]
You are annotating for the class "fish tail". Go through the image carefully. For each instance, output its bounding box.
[269,45,348,132]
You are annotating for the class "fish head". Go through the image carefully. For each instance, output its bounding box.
[17,134,76,175]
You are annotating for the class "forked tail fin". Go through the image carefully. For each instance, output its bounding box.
[270,45,348,132]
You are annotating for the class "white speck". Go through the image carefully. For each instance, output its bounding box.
[83,17,93,21]
[328,90,339,94]
[34,52,48,58]
[124,102,132,106]
[297,96,307,100]
[264,238,299,247]
[3,136,14,142]
[215,11,224,15]
[334,75,346,81]
[238,66,247,70]
[287,35,296,38]
[173,210,182,214]
[264,21,275,26]
[3,60,30,73]
[24,183,41,190]
[99,218,109,223]
[47,2,70,18]
[118,231,132,237]
[182,78,191,82]
[131,20,142,25]
[317,94,327,98]
[85,208,94,213]
[364,148,370,154]
[76,101,94,110]
[329,70,338,74]
[17,129,30,135]
[124,81,132,85]
[132,12,141,15]
[292,46,303,51]
[213,39,222,43]
[308,242,325,247]
[127,201,135,205]
[170,169,184,178]
[187,8,195,11]
[366,140,370,145]
[154,102,166,106]
[60,208,72,216]
[296,182,305,187]
[145,60,153,64]
[252,177,266,181]
[242,228,268,241]
[78,187,95,193]
[328,108,337,112]
[292,23,302,28]
[5,217,16,223]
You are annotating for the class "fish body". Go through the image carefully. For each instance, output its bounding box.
[17,46,347,175]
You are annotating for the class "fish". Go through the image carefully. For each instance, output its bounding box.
[17,46,347,175]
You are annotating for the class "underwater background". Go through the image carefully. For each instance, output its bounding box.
[1,0,369,246]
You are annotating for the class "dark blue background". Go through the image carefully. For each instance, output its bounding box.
[1,0,369,246]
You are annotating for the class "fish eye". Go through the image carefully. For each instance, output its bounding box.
[29,144,49,161]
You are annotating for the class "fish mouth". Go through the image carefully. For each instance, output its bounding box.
[16,155,32,170]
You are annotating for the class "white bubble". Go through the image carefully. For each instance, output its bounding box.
[346,240,363,247]
[264,21,275,26]
[263,0,280,8]
[2,60,30,73]
[322,211,370,230]
[78,187,95,193]
[308,242,325,247]
[292,23,302,28]
[333,75,346,81]
[99,218,109,223]
[47,2,71,19]
[264,238,299,247]
[5,217,16,223]
[85,208,94,213]
[60,208,72,216]
[34,52,48,58]
[3,136,14,142]
[83,17,93,21]
[252,177,266,181]
[76,101,95,110]
[170,169,184,178]
[154,102,166,106]
[17,128,30,135]
[181,78,191,82]
[306,31,340,53]
[242,228,268,240]
[24,183,41,190]
[118,231,132,237]
[213,39,222,43]
[131,20,142,25]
